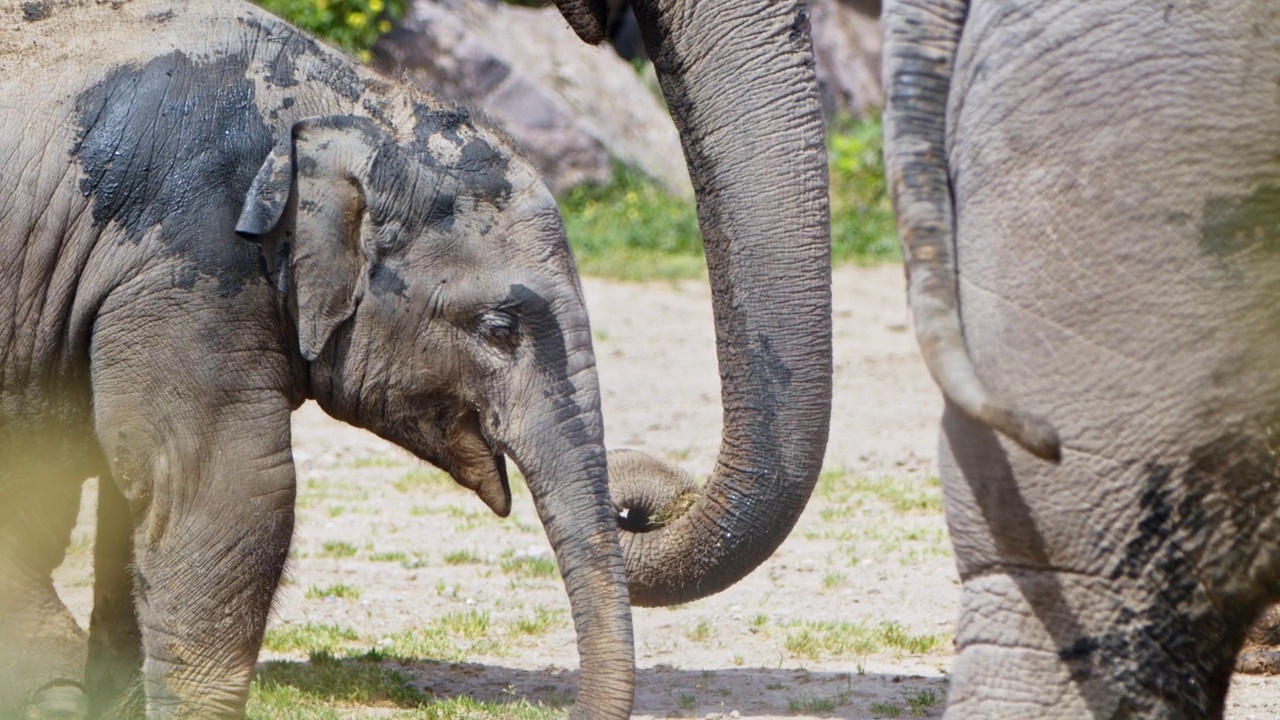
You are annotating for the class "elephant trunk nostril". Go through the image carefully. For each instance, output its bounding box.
[607,448,700,533]
[615,488,699,533]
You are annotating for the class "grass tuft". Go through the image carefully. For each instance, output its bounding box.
[559,117,897,281]
[783,619,943,660]
[306,583,362,602]
[500,555,559,579]
[262,623,360,656]
[318,540,358,559]
[247,652,426,717]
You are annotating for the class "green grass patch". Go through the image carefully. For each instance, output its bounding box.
[381,610,503,662]
[319,540,358,558]
[817,470,943,514]
[828,115,899,264]
[560,165,705,281]
[788,691,851,714]
[685,619,714,643]
[348,454,407,469]
[368,550,408,563]
[905,688,941,717]
[511,606,566,637]
[559,117,897,281]
[247,651,425,718]
[439,610,492,640]
[783,620,943,660]
[443,549,485,566]
[249,651,569,718]
[500,555,559,579]
[306,583,362,602]
[262,623,361,655]
[871,701,903,718]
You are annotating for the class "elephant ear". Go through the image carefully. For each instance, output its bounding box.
[552,0,609,44]
[237,116,392,361]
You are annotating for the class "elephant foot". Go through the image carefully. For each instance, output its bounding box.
[25,681,89,720]
[1236,605,1280,675]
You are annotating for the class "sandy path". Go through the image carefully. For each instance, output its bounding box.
[52,265,1280,718]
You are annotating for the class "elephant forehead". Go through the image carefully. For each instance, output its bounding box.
[72,48,272,298]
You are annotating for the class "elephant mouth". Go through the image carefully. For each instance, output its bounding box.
[436,405,512,517]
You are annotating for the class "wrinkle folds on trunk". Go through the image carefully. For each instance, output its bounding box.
[509,378,634,720]
[615,0,834,607]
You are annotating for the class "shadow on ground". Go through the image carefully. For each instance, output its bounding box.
[254,653,949,718]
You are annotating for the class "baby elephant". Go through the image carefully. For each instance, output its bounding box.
[0,1,633,717]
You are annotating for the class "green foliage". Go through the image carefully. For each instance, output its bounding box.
[828,116,900,264]
[252,0,404,62]
[559,166,705,281]
[559,117,898,280]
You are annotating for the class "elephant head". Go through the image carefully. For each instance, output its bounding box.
[235,113,633,719]
[544,0,834,607]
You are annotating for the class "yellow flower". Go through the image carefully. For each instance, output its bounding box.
[377,19,392,33]
[369,0,384,12]
[346,10,368,28]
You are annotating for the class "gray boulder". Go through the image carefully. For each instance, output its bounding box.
[374,0,691,197]
[810,0,883,120]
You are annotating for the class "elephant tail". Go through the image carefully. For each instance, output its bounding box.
[882,0,1061,463]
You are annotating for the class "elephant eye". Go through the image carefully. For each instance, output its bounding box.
[478,309,520,347]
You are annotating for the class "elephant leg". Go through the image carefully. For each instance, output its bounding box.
[86,475,144,719]
[89,370,297,719]
[95,411,296,719]
[0,471,90,720]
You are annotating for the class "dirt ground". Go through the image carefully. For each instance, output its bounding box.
[52,265,1280,718]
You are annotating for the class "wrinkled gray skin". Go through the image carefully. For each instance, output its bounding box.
[2,0,831,718]
[884,0,1280,716]
[555,0,833,609]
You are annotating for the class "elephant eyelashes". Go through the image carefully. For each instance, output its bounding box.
[478,309,520,348]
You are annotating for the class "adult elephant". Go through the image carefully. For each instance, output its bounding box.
[884,0,1280,716]
[551,0,833,608]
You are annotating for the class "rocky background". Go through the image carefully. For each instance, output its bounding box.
[371,0,884,196]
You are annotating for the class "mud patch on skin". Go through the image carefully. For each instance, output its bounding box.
[1200,184,1280,259]
[1069,422,1280,715]
[238,15,364,101]
[72,50,272,297]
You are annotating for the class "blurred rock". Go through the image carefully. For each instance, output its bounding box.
[373,0,691,197]
[810,0,883,119]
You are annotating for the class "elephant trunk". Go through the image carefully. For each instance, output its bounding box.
[502,335,634,719]
[881,0,1060,462]
[606,0,833,606]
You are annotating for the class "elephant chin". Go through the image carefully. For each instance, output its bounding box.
[607,450,700,533]
[434,406,512,517]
